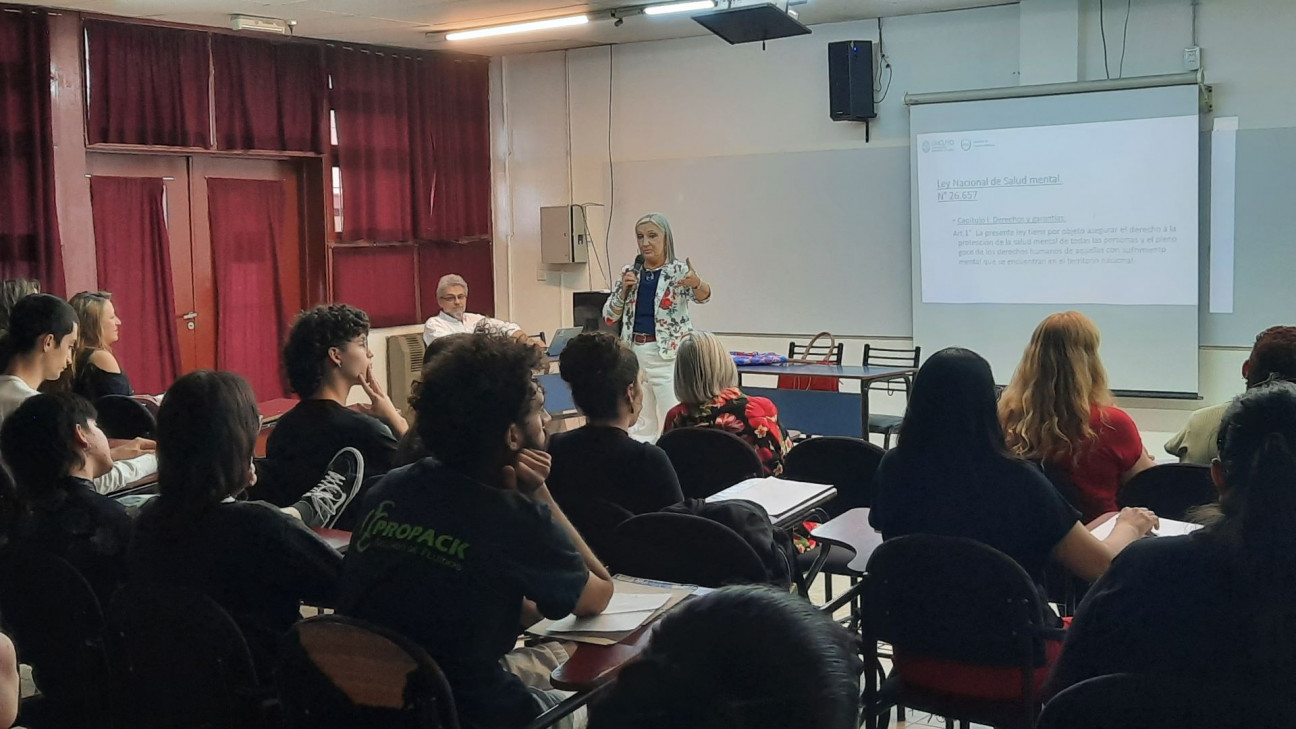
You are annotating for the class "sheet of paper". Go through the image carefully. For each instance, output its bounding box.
[545,609,658,634]
[1090,516,1202,541]
[600,592,670,615]
[706,477,833,520]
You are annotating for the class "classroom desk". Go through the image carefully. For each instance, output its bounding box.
[549,618,662,692]
[808,508,885,575]
[537,372,577,418]
[736,364,917,436]
[312,527,352,553]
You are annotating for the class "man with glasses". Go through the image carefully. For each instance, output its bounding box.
[423,273,531,346]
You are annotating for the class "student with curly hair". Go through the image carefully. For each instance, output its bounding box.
[262,304,408,519]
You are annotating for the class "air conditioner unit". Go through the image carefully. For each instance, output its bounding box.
[230,14,292,35]
[386,333,425,422]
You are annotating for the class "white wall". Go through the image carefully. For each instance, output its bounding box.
[489,0,1296,436]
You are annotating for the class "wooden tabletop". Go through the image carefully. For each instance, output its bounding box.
[549,613,664,692]
[312,527,352,553]
[808,507,885,575]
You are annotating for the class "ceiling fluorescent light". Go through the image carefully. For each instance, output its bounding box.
[643,1,716,16]
[446,14,589,41]
[229,14,291,35]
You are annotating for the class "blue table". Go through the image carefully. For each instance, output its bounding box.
[743,387,863,438]
[737,363,916,437]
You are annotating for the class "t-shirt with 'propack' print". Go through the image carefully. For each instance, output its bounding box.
[337,458,589,729]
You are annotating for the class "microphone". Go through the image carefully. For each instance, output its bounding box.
[633,254,644,274]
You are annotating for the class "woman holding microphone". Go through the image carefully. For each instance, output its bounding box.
[604,213,711,440]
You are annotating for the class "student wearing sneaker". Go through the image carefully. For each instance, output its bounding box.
[339,335,615,729]
[262,304,406,524]
[128,370,343,672]
[0,294,157,493]
[0,392,129,603]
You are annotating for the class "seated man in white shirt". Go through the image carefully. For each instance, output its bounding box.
[423,274,531,346]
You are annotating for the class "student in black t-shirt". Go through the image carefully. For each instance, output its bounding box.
[339,334,615,729]
[0,392,128,603]
[870,347,1157,587]
[129,371,342,673]
[548,332,683,553]
[1049,381,1296,699]
[590,586,862,729]
[262,304,408,514]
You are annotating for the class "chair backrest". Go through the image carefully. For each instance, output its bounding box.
[863,535,1049,669]
[657,427,763,499]
[278,615,459,729]
[612,512,770,588]
[106,583,262,729]
[564,496,635,563]
[1116,463,1218,521]
[1038,673,1287,729]
[0,549,111,723]
[786,340,844,364]
[861,345,920,396]
[781,436,884,517]
[93,394,157,439]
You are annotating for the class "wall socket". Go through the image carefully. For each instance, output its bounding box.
[1183,46,1202,71]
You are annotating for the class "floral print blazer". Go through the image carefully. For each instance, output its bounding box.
[603,259,707,360]
[663,387,792,476]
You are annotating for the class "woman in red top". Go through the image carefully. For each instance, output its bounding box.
[999,311,1155,520]
[663,332,790,476]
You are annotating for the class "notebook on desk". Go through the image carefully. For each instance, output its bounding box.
[526,576,696,646]
[1090,516,1203,541]
[706,477,836,525]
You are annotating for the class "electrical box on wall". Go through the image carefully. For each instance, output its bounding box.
[540,205,590,264]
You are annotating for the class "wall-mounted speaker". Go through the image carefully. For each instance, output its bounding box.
[828,40,876,122]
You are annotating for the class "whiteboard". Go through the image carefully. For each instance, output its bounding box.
[607,146,912,337]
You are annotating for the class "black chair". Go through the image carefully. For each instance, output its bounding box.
[1038,673,1290,729]
[861,345,920,448]
[563,496,635,565]
[657,427,763,500]
[107,584,272,729]
[860,535,1063,729]
[611,512,769,588]
[0,549,112,729]
[277,615,459,729]
[1116,463,1217,521]
[93,395,157,439]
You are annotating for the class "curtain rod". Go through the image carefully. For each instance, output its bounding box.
[905,70,1202,106]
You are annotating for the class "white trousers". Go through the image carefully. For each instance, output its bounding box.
[630,341,679,442]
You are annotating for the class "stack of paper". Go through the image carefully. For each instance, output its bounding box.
[526,576,697,645]
[1090,516,1203,541]
[706,477,835,524]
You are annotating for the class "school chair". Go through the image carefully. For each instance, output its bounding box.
[1116,463,1218,521]
[93,394,157,439]
[0,549,112,729]
[611,512,770,588]
[860,535,1064,729]
[277,615,459,729]
[657,427,763,500]
[862,344,920,448]
[1038,672,1291,729]
[106,584,274,729]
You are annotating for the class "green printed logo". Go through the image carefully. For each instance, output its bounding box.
[353,500,471,565]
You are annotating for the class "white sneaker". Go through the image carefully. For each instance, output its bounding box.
[299,447,364,528]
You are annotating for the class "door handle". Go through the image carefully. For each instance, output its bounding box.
[182,311,197,330]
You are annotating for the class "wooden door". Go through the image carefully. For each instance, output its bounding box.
[84,153,199,372]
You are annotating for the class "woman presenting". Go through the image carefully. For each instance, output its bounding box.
[604,213,711,440]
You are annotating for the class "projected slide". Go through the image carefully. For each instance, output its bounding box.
[916,116,1199,305]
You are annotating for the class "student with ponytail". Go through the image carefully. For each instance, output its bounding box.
[1050,380,1296,695]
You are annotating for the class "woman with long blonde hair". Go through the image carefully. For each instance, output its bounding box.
[68,290,134,400]
[999,311,1154,519]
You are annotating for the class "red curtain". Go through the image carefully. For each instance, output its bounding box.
[427,55,492,241]
[207,179,288,400]
[0,11,65,294]
[332,247,418,328]
[418,241,494,318]
[212,36,326,153]
[85,20,211,147]
[328,47,436,242]
[89,177,181,394]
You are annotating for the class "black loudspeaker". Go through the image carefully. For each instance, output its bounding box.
[828,40,876,122]
[573,291,617,334]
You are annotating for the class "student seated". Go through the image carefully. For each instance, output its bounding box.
[589,586,862,729]
[338,334,614,729]
[128,371,343,672]
[422,274,528,345]
[548,332,683,551]
[0,393,129,602]
[663,331,790,475]
[68,291,136,400]
[262,304,406,516]
[871,348,1157,590]
[1050,381,1296,696]
[0,294,156,494]
[0,279,40,335]
[1166,325,1296,464]
[999,311,1155,520]
[391,333,472,468]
